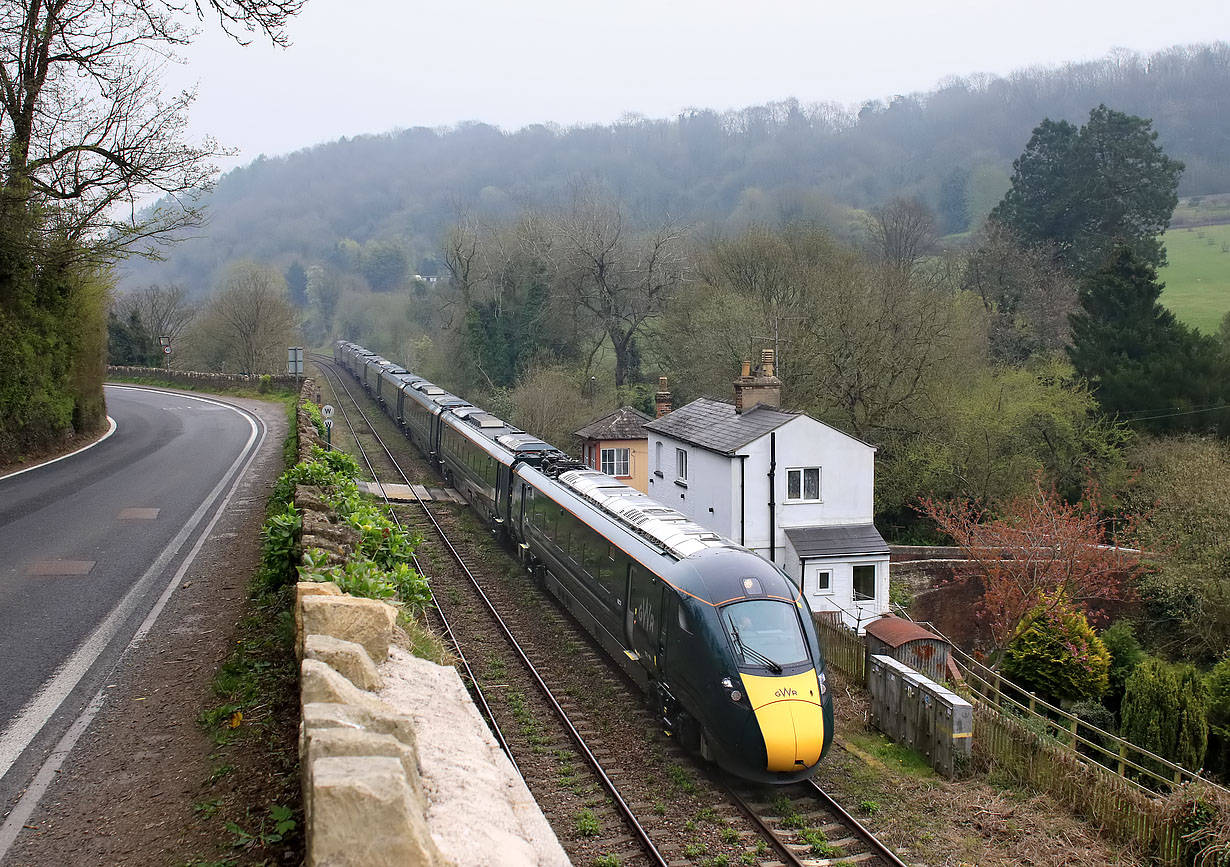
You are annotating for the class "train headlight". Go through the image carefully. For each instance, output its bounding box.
[720,677,733,689]
[817,671,827,695]
[729,690,742,703]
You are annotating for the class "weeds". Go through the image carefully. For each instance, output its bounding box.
[575,808,601,837]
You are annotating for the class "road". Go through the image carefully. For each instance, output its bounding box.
[0,385,267,856]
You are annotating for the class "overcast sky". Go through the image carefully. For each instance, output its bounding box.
[165,0,1227,173]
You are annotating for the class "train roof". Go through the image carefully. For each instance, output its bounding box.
[557,468,732,560]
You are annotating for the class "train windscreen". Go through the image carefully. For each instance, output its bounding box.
[722,600,810,670]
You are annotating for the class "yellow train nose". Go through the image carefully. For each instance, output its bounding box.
[740,670,825,772]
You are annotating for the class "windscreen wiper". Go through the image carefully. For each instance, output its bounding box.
[727,616,783,673]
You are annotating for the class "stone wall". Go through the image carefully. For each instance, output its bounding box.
[108,365,300,390]
[290,380,569,867]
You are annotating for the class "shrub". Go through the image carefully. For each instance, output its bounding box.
[1101,620,1145,717]
[1121,657,1210,777]
[1207,657,1230,783]
[1001,596,1111,703]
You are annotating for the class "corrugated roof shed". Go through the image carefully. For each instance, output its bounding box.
[574,406,654,440]
[641,397,796,455]
[865,615,939,649]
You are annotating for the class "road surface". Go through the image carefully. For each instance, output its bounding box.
[0,385,267,857]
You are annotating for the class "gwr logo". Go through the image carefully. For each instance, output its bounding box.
[774,687,798,698]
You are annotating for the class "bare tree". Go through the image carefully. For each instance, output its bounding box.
[963,221,1077,362]
[0,0,303,261]
[863,196,939,276]
[548,189,689,387]
[186,262,300,374]
[115,283,196,348]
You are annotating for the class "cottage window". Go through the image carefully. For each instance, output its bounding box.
[805,568,832,595]
[676,448,688,481]
[786,467,821,501]
[601,447,630,477]
[853,565,876,601]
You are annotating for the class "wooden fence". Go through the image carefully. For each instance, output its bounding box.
[812,612,1222,865]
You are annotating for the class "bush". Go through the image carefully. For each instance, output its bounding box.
[1207,657,1230,783]
[1101,620,1145,717]
[1002,597,1111,704]
[1121,657,1210,777]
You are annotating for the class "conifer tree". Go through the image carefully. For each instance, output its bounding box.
[1068,248,1230,433]
[1121,658,1210,774]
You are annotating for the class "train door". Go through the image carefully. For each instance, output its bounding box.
[496,465,513,527]
[626,564,664,674]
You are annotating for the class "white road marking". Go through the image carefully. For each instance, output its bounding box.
[0,388,267,862]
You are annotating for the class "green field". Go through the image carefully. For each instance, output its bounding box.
[1159,222,1230,333]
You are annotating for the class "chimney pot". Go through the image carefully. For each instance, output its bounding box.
[741,360,751,377]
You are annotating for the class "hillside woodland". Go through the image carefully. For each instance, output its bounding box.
[118,42,1230,295]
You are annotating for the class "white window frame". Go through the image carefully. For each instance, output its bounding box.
[853,564,876,602]
[803,564,832,596]
[676,447,688,481]
[786,466,822,502]
[600,447,630,477]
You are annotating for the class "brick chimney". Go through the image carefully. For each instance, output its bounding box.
[734,349,782,413]
[654,376,672,418]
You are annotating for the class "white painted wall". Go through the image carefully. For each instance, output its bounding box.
[646,409,888,631]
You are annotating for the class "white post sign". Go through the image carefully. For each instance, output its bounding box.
[287,346,304,375]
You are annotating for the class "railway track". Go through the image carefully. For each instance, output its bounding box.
[311,355,915,867]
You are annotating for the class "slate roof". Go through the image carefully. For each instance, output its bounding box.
[784,524,889,558]
[574,406,654,441]
[641,397,798,455]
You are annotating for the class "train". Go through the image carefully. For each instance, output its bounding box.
[333,340,835,784]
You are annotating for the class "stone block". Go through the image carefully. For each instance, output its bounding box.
[301,594,397,663]
[302,725,422,803]
[305,633,383,691]
[295,581,343,657]
[308,756,449,867]
[301,701,417,751]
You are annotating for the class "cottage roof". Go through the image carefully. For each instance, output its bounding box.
[574,406,654,441]
[642,398,797,455]
[784,523,889,558]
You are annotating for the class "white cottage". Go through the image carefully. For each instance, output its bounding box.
[642,353,890,632]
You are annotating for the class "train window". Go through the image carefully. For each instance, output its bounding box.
[721,600,809,668]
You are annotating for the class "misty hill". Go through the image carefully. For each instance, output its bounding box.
[118,42,1230,295]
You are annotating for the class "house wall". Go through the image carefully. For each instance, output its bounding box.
[583,437,649,493]
[785,546,891,632]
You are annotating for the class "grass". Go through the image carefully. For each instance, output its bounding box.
[844,730,936,778]
[1160,221,1230,333]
